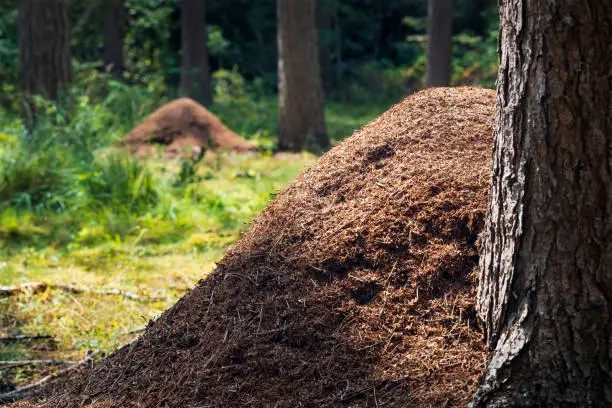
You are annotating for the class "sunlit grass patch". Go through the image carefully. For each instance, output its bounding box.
[0,247,228,390]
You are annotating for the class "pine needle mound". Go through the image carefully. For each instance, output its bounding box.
[40,87,495,407]
[122,98,255,158]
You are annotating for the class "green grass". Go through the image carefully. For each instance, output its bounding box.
[211,95,389,147]
[0,151,316,256]
[325,100,389,141]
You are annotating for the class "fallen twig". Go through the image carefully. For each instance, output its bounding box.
[116,327,146,337]
[115,334,142,353]
[0,351,99,403]
[378,261,398,316]
[337,379,401,404]
[0,282,164,303]
[0,360,77,368]
[0,334,54,343]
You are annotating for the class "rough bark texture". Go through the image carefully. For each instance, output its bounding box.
[19,0,72,122]
[103,0,125,80]
[475,0,612,406]
[179,0,212,107]
[277,0,329,152]
[426,0,453,87]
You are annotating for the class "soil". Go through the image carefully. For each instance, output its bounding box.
[26,87,495,407]
[121,98,256,158]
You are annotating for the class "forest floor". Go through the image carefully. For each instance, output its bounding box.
[0,93,390,396]
[0,152,317,394]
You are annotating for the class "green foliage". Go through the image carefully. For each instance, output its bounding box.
[212,93,278,145]
[123,0,175,91]
[0,65,385,244]
[174,147,206,186]
[0,6,18,108]
[212,67,248,102]
[451,27,499,88]
[325,100,387,141]
[0,139,76,212]
[0,75,328,252]
[102,80,168,132]
[207,25,231,64]
[82,152,159,215]
[0,0,500,108]
[0,111,90,213]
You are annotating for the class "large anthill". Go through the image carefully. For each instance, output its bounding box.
[30,87,495,407]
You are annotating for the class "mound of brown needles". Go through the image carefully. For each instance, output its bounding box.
[122,97,255,158]
[32,87,495,407]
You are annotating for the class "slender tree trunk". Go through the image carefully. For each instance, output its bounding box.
[474,0,612,406]
[277,0,328,152]
[180,0,212,107]
[333,5,342,95]
[103,0,125,80]
[426,0,453,87]
[19,0,72,125]
[317,0,333,93]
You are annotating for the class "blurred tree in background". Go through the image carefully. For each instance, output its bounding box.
[18,0,72,128]
[277,0,328,151]
[426,0,453,86]
[179,0,213,106]
[103,0,126,80]
[0,0,499,112]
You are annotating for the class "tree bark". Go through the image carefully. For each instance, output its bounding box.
[474,0,612,406]
[277,0,328,152]
[426,0,453,87]
[19,0,72,124]
[103,0,125,80]
[180,0,212,107]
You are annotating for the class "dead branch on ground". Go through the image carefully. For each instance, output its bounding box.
[0,360,77,368]
[0,282,164,302]
[0,351,99,403]
[0,334,54,343]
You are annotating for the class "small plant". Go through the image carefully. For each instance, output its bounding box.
[174,145,207,186]
[81,152,159,215]
[0,131,77,213]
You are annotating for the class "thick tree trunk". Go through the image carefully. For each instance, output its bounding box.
[19,0,72,124]
[474,0,612,406]
[426,0,453,87]
[277,0,328,152]
[180,0,212,107]
[103,0,125,80]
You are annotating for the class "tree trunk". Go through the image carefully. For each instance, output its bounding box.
[426,0,453,87]
[103,0,125,80]
[180,0,212,107]
[19,0,72,124]
[277,0,328,152]
[474,0,612,406]
[317,0,333,93]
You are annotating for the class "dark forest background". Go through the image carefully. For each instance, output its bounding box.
[0,0,498,108]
